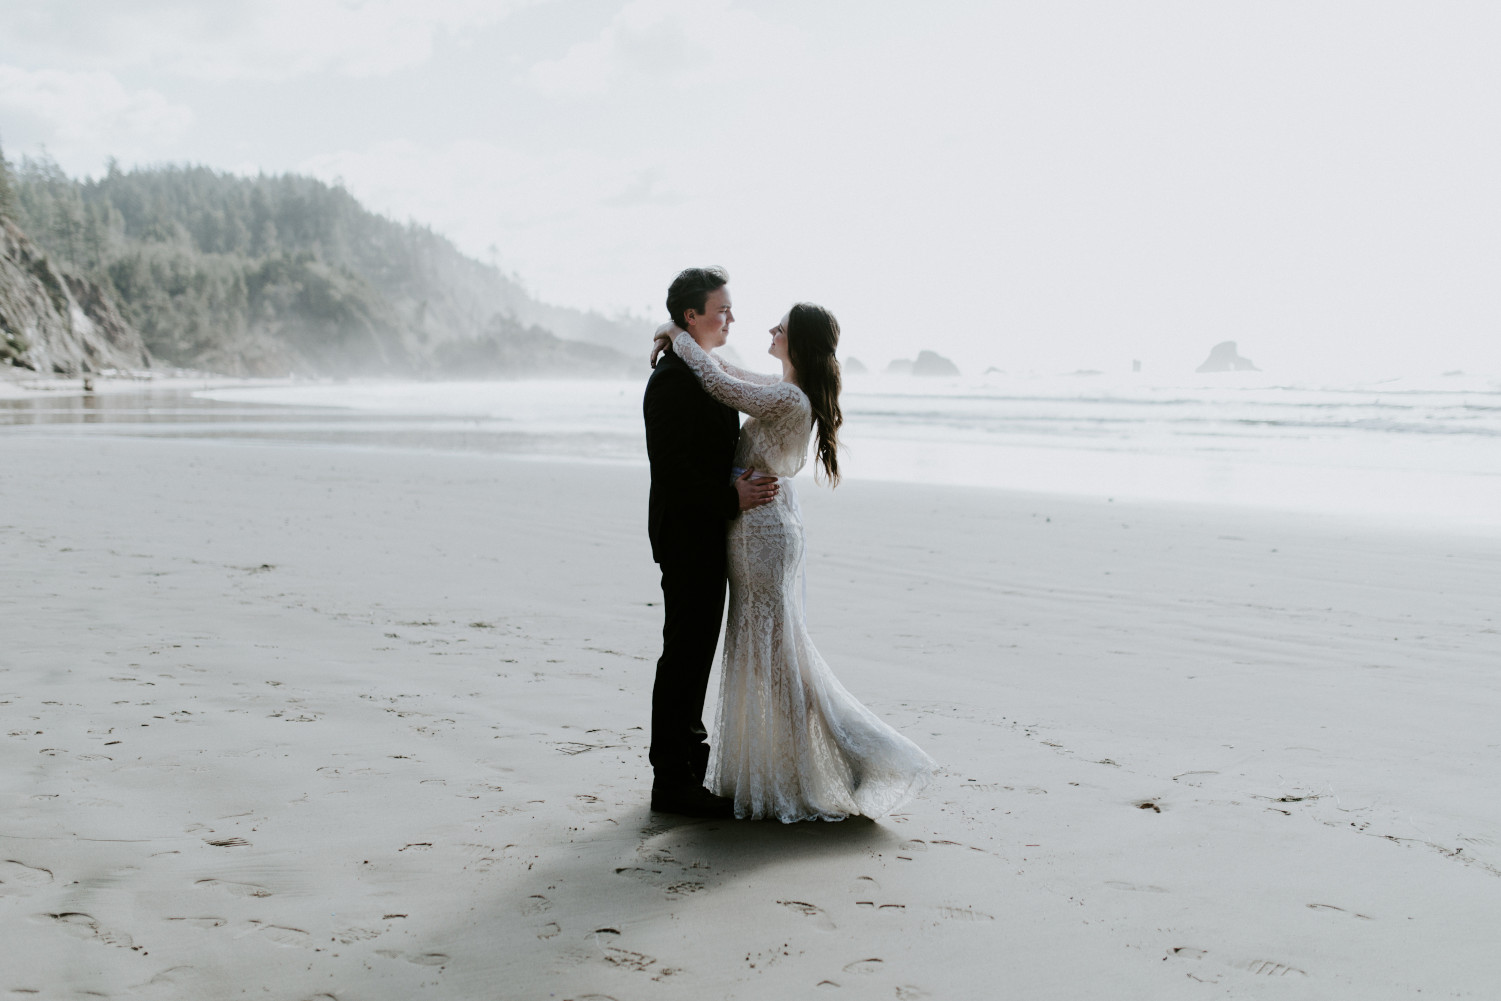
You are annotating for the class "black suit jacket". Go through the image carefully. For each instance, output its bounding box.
[644,347,741,564]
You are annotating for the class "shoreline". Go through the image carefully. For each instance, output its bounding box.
[3,434,1498,998]
[6,376,1500,538]
[0,369,296,400]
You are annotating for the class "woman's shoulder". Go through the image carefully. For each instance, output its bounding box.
[781,381,813,409]
[759,381,813,423]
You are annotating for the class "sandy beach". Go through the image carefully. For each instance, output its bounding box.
[3,430,1499,1000]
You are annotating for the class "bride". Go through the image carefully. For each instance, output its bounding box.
[653,304,937,822]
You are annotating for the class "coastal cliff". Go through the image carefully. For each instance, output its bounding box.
[3,156,636,378]
[0,217,151,375]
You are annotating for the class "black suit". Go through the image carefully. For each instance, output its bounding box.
[643,347,740,786]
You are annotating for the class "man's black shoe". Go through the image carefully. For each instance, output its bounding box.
[650,783,735,819]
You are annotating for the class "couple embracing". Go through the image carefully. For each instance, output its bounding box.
[643,266,937,822]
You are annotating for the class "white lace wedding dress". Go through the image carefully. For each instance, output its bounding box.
[670,330,938,822]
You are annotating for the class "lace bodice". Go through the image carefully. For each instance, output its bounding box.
[670,330,812,478]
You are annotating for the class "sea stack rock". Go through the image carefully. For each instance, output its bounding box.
[911,350,960,377]
[842,356,868,375]
[1195,341,1258,373]
[884,358,914,375]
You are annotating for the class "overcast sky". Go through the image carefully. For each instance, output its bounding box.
[2,1,1498,378]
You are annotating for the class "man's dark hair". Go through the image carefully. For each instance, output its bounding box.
[665,266,729,329]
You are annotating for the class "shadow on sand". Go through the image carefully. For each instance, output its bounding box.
[491,805,909,936]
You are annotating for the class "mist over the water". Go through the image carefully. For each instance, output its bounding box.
[185,369,1501,532]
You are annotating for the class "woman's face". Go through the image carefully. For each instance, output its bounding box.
[768,313,791,361]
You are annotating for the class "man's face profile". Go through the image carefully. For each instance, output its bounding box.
[685,287,733,349]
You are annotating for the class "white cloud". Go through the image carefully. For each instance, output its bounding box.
[302,139,614,231]
[528,0,799,97]
[0,0,543,82]
[0,65,194,169]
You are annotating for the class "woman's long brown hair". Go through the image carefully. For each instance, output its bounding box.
[787,302,843,486]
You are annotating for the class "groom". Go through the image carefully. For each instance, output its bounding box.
[643,266,777,818]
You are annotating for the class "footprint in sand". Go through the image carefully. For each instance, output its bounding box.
[130,966,197,992]
[1240,959,1306,977]
[195,878,272,898]
[1166,948,1306,979]
[935,906,994,922]
[165,916,227,929]
[602,947,656,973]
[40,912,137,949]
[247,921,313,948]
[0,860,54,889]
[842,958,883,975]
[520,894,552,915]
[1307,903,1373,920]
[777,900,836,930]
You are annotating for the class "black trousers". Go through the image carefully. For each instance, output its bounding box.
[649,553,727,786]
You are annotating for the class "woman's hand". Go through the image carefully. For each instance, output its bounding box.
[649,322,680,368]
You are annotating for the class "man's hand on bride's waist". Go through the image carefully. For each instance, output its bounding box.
[734,467,778,512]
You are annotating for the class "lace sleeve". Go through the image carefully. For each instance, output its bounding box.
[718,358,782,386]
[657,323,779,385]
[672,331,804,422]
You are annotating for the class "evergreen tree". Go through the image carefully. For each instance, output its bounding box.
[0,137,16,219]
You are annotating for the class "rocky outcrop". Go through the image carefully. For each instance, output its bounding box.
[842,356,868,375]
[1195,340,1258,373]
[912,350,960,376]
[0,218,151,374]
[884,350,961,377]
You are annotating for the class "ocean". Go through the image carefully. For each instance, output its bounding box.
[6,370,1500,531]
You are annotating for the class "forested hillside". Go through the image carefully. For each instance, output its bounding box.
[1,150,636,377]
